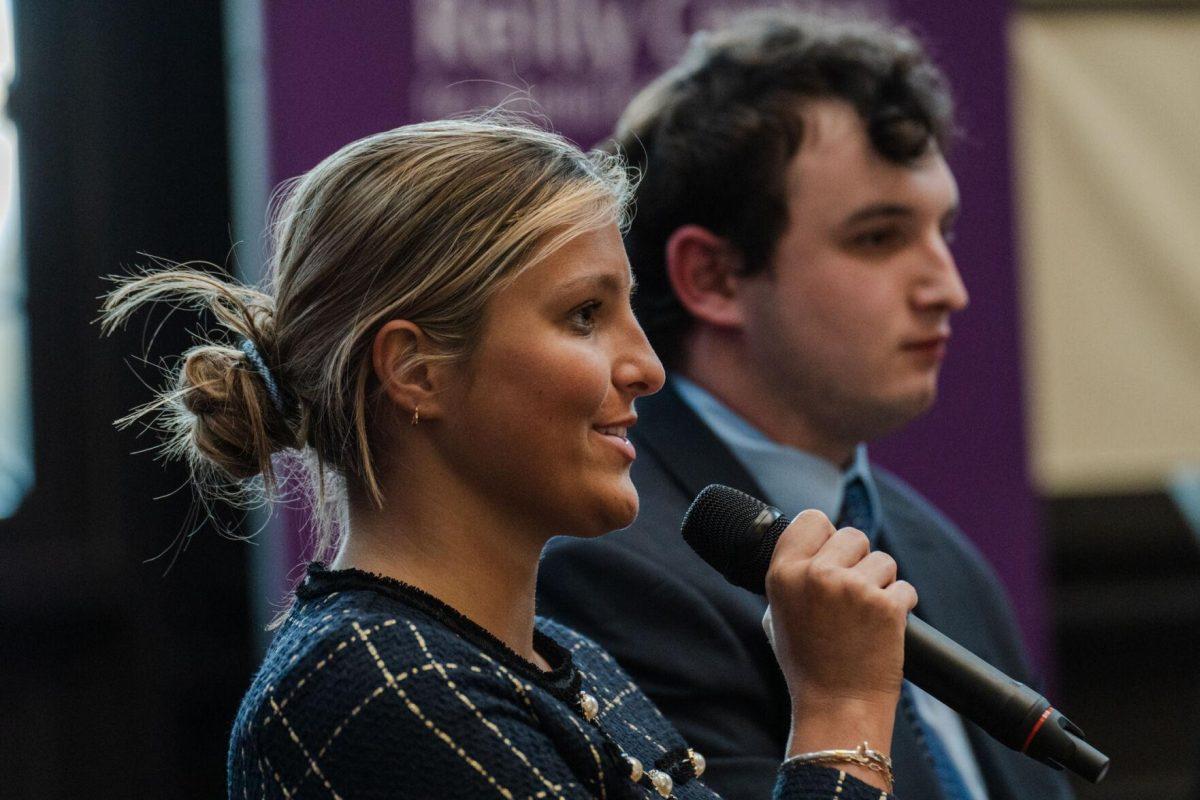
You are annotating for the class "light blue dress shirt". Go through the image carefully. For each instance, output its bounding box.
[673,376,990,800]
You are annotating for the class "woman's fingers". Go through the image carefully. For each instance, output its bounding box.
[885,579,919,613]
[770,512,911,605]
[854,550,899,587]
[813,527,871,568]
[771,514,893,585]
[773,509,837,561]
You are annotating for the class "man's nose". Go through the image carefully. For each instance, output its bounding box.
[913,239,969,313]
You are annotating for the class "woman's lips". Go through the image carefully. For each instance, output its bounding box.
[593,425,636,461]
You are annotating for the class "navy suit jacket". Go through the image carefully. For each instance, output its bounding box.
[538,383,1074,800]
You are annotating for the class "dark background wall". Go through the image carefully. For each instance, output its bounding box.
[0,3,251,798]
[1050,492,1200,799]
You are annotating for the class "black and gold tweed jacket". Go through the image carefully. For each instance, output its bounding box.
[227,564,893,800]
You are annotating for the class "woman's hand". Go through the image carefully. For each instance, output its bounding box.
[764,509,918,788]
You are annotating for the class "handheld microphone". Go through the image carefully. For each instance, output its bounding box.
[681,484,1110,784]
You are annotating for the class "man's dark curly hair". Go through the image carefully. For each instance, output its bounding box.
[610,9,955,368]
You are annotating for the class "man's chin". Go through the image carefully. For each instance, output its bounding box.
[913,380,938,412]
[896,385,938,425]
[860,386,939,440]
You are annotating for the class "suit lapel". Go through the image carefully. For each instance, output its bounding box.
[891,722,949,800]
[633,380,768,504]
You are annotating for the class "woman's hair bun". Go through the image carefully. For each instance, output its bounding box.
[99,267,300,492]
[177,343,296,483]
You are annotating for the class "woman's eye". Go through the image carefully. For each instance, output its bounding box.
[569,301,601,332]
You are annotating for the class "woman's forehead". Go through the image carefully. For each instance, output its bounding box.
[508,225,631,297]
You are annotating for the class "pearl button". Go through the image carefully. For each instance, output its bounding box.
[626,755,644,782]
[690,748,706,778]
[649,769,673,797]
[579,691,599,721]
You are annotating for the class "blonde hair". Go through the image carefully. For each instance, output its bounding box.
[101,117,632,560]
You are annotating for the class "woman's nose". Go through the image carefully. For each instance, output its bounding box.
[616,318,666,398]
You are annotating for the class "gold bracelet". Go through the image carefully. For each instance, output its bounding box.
[784,741,894,792]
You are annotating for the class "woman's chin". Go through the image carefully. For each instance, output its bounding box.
[607,499,639,533]
[580,482,639,537]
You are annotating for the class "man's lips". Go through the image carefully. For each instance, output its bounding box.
[903,335,949,349]
[901,333,950,360]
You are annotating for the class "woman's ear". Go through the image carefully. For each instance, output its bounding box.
[664,225,748,330]
[372,320,449,421]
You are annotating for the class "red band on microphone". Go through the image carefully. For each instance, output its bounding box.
[1021,707,1054,753]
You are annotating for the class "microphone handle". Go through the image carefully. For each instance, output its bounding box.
[904,614,1109,783]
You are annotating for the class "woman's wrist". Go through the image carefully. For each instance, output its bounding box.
[786,693,897,792]
[787,691,897,749]
[783,742,894,793]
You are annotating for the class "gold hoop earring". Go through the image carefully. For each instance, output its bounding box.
[411,406,420,427]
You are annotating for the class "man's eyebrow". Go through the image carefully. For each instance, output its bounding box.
[842,203,915,226]
[841,201,962,228]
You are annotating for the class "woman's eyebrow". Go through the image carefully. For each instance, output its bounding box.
[554,271,631,295]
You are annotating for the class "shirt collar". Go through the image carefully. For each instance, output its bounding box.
[672,376,882,540]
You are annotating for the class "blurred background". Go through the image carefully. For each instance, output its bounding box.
[1,1,1197,797]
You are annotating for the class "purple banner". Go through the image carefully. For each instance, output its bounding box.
[265,0,1047,670]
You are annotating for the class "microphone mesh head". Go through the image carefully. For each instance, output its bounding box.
[681,484,786,595]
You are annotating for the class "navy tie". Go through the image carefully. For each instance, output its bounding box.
[838,476,876,541]
[837,476,977,800]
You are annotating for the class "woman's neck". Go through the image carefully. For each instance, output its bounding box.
[335,471,552,671]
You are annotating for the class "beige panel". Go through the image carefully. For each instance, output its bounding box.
[1021,0,1200,8]
[1012,12,1200,493]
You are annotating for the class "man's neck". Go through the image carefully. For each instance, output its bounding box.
[681,334,857,467]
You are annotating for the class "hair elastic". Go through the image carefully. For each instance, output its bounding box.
[240,339,288,415]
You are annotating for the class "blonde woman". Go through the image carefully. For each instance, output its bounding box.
[103,119,916,799]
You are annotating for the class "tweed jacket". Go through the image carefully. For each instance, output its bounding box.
[228,564,895,799]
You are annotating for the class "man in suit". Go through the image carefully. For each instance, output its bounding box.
[538,10,1074,800]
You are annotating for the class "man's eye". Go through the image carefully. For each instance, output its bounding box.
[569,301,601,331]
[852,229,900,249]
[941,226,957,245]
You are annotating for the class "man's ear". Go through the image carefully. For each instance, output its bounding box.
[372,320,450,421]
[665,225,747,329]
